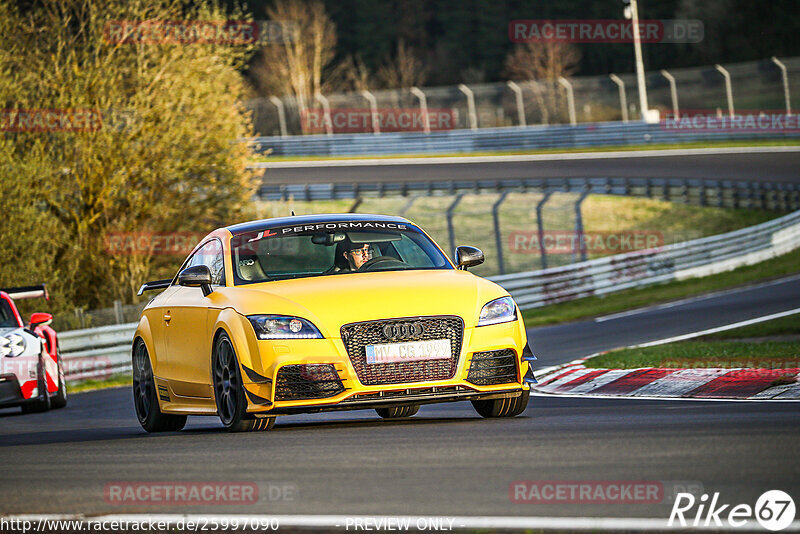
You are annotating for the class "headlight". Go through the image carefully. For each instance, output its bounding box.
[0,333,26,357]
[477,296,517,326]
[247,315,323,340]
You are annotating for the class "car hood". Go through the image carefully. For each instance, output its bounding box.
[211,269,509,337]
[0,326,20,336]
[0,326,41,362]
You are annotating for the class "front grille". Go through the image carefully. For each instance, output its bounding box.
[274,364,345,401]
[341,316,464,386]
[466,349,518,386]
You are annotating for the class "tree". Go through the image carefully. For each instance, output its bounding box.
[250,0,338,111]
[0,0,257,311]
[376,40,428,89]
[504,41,581,124]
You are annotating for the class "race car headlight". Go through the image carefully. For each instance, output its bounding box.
[0,333,26,357]
[247,315,323,340]
[477,297,517,326]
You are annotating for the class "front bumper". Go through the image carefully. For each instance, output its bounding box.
[238,319,535,415]
[0,374,37,408]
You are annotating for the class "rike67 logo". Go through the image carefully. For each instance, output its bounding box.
[669,490,796,531]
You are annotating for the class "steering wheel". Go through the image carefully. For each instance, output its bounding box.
[358,256,405,271]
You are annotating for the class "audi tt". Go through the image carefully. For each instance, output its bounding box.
[134,214,535,432]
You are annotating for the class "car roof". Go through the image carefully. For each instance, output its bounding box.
[225,213,413,236]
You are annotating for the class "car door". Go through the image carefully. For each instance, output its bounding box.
[164,239,226,398]
[142,284,180,379]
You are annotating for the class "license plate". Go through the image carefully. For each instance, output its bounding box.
[365,339,451,364]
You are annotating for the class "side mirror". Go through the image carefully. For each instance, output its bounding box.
[30,312,53,328]
[178,265,213,296]
[455,246,484,270]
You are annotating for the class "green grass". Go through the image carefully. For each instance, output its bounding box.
[252,139,800,162]
[522,248,800,327]
[697,314,800,340]
[586,341,800,370]
[68,374,131,393]
[586,311,800,370]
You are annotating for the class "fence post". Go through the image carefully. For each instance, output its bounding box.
[714,65,735,118]
[492,192,510,274]
[771,57,792,114]
[660,69,680,119]
[268,96,288,137]
[348,198,363,213]
[113,300,123,325]
[536,191,553,270]
[361,90,381,134]
[410,87,430,134]
[458,84,478,130]
[447,194,464,257]
[573,190,590,263]
[314,92,333,136]
[506,81,526,127]
[608,74,629,123]
[558,77,577,126]
[399,196,418,216]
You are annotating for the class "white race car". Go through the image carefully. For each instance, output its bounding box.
[0,285,67,412]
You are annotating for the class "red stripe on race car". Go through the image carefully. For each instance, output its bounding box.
[591,368,677,395]
[553,369,611,391]
[687,368,800,398]
[19,379,36,399]
[46,371,58,393]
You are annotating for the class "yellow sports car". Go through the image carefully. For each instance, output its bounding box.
[133,214,536,432]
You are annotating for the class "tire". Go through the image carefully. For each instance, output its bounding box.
[21,354,50,414]
[213,332,275,432]
[132,340,186,432]
[376,404,420,419]
[471,389,529,418]
[50,348,67,409]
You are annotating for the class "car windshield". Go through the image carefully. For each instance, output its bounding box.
[230,222,451,285]
[0,298,19,328]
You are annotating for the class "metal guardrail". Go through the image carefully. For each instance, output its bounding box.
[252,121,800,157]
[491,209,800,309]
[258,176,800,212]
[59,323,136,383]
[58,209,800,383]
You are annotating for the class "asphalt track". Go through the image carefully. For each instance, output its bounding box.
[1,276,799,521]
[259,147,800,185]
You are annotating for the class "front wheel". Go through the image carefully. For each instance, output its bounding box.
[133,340,186,432]
[471,390,529,418]
[213,333,275,432]
[21,354,50,414]
[50,348,67,409]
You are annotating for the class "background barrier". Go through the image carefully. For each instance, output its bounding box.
[252,121,800,157]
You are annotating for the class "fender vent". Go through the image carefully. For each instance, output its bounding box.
[466,349,518,386]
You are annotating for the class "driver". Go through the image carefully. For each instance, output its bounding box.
[343,242,373,270]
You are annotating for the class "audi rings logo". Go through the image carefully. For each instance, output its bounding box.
[382,322,424,341]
